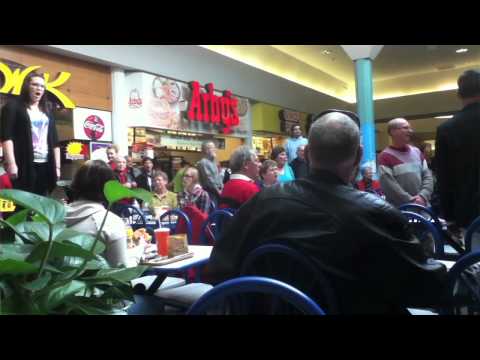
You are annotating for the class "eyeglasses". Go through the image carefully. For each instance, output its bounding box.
[184,174,194,178]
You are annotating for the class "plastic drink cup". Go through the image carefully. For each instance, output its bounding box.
[155,228,170,257]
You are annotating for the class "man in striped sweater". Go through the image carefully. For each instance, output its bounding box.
[378,118,433,207]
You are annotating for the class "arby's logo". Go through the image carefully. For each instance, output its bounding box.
[83,115,105,140]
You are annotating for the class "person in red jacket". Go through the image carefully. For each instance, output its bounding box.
[0,164,13,219]
[0,172,12,190]
[219,146,261,209]
[355,165,383,197]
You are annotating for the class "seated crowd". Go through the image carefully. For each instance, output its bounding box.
[12,69,478,315]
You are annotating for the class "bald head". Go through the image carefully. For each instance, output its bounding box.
[387,118,408,135]
[387,118,412,146]
[308,112,360,169]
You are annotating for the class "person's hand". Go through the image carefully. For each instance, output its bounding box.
[124,182,132,189]
[131,181,137,188]
[413,195,426,206]
[6,163,18,179]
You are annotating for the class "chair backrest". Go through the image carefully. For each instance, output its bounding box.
[399,203,442,230]
[447,250,480,315]
[219,208,236,215]
[199,209,235,245]
[186,276,325,315]
[117,205,146,230]
[465,216,480,252]
[402,211,444,258]
[240,243,339,314]
[400,204,464,259]
[159,209,193,244]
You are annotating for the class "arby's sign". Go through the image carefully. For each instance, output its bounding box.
[186,81,240,134]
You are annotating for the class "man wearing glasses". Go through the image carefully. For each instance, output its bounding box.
[378,118,433,207]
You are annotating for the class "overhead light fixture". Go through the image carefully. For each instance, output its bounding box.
[456,48,469,53]
[322,50,332,55]
[435,115,453,119]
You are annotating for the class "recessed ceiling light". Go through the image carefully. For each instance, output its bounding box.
[456,48,468,53]
[322,50,332,55]
[435,115,453,119]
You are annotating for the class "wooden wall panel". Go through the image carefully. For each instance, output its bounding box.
[0,45,112,111]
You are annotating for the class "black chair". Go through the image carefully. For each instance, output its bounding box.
[240,243,339,314]
[446,251,480,315]
[187,276,325,315]
[465,216,480,253]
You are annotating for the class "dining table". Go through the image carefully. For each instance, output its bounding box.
[134,245,213,295]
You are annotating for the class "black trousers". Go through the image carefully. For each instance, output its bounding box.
[32,162,51,196]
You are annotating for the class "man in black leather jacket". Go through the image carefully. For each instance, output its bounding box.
[208,111,449,314]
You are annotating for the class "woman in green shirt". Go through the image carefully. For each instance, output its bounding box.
[149,170,178,218]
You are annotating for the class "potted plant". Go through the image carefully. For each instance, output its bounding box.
[0,180,153,315]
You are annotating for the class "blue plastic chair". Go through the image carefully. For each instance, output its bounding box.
[241,244,339,314]
[465,216,480,253]
[399,204,442,230]
[446,250,480,315]
[187,276,325,315]
[116,204,147,231]
[220,208,236,215]
[399,203,463,260]
[402,211,445,259]
[159,209,193,244]
[199,209,234,245]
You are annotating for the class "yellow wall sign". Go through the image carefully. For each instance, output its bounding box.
[0,62,76,109]
[66,141,86,160]
[0,198,16,212]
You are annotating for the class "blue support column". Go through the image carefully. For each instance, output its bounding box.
[354,58,377,176]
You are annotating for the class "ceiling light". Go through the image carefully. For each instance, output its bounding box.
[322,50,332,55]
[435,115,453,119]
[456,48,468,53]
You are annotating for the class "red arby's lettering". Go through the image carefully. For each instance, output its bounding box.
[187,81,240,134]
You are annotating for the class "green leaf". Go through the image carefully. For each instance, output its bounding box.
[0,219,32,244]
[21,272,52,291]
[0,189,66,225]
[55,229,106,255]
[4,209,30,226]
[0,259,39,275]
[64,297,120,315]
[37,280,87,312]
[129,188,153,204]
[83,266,148,283]
[15,222,66,243]
[84,256,110,270]
[1,293,44,314]
[0,280,13,299]
[100,282,135,302]
[27,242,96,263]
[103,180,153,205]
[0,243,34,261]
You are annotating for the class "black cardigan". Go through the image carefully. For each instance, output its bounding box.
[0,99,59,193]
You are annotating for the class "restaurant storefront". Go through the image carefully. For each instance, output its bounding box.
[251,102,310,161]
[125,72,251,178]
[0,46,258,183]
